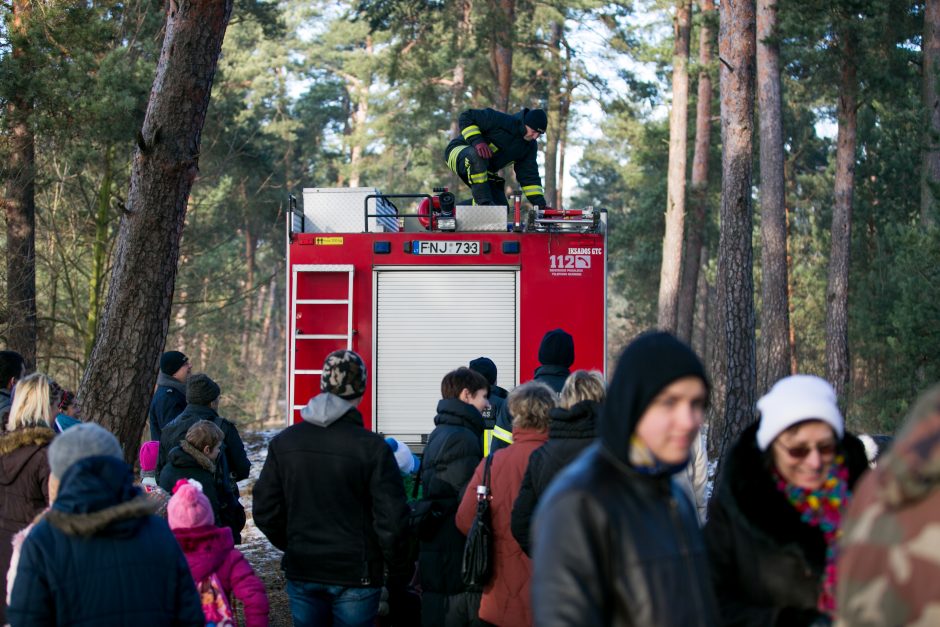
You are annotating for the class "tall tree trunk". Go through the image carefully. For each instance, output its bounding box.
[657,0,693,333]
[77,0,233,462]
[713,0,757,465]
[3,0,38,366]
[543,22,564,206]
[922,0,940,227]
[755,0,791,394]
[85,146,115,361]
[348,37,372,189]
[557,92,571,208]
[677,0,716,342]
[489,0,515,111]
[826,26,858,405]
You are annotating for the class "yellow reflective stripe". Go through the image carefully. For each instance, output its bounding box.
[469,173,488,184]
[483,430,494,457]
[522,185,544,196]
[462,125,482,141]
[488,142,499,153]
[492,425,513,444]
[447,146,465,171]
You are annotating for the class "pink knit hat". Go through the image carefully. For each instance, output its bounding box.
[139,441,159,472]
[167,480,214,530]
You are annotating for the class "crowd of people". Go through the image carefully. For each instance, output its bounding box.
[0,324,938,625]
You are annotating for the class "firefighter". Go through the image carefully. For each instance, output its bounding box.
[444,107,548,208]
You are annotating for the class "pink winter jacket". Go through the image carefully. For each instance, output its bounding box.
[172,524,269,627]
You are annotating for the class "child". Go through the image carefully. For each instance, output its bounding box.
[168,480,269,627]
[139,440,170,517]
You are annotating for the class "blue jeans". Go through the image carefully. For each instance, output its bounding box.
[286,579,382,627]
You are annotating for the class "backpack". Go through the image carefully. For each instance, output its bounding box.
[198,572,234,627]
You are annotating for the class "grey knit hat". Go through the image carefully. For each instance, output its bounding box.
[186,373,221,406]
[48,422,123,479]
[321,350,367,400]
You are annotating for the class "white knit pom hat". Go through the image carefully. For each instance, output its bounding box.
[755,375,844,451]
[385,437,419,475]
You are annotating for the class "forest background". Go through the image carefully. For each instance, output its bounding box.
[1,0,937,450]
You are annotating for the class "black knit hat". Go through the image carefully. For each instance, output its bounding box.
[538,329,574,368]
[599,331,709,464]
[160,351,188,376]
[321,350,367,400]
[186,373,221,406]
[524,108,547,133]
[469,357,498,386]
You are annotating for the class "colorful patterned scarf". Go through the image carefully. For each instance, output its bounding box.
[774,455,850,616]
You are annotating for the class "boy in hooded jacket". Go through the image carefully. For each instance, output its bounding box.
[169,479,269,626]
[531,331,718,626]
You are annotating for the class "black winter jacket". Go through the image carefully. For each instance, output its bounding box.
[485,385,512,454]
[252,396,409,588]
[417,399,485,623]
[533,364,570,394]
[158,441,224,525]
[157,403,250,485]
[148,373,187,441]
[704,422,868,626]
[511,400,597,555]
[8,456,203,626]
[448,107,545,206]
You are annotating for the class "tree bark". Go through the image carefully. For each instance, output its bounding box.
[657,0,693,333]
[348,37,372,189]
[922,0,940,227]
[3,0,38,367]
[489,0,515,111]
[677,0,716,342]
[84,146,115,362]
[826,25,858,405]
[543,22,564,206]
[77,0,233,462]
[755,0,791,394]
[713,0,757,465]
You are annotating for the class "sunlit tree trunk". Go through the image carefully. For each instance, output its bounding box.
[922,0,940,227]
[657,0,692,333]
[489,0,515,111]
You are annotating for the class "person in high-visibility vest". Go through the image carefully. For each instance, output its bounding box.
[444,107,548,208]
[469,357,513,456]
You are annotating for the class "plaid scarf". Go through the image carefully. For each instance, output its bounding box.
[774,455,850,616]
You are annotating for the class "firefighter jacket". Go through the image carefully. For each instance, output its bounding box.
[450,107,546,206]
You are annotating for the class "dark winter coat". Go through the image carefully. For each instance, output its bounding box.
[417,398,485,626]
[159,441,224,526]
[149,373,187,441]
[704,422,868,626]
[252,393,409,588]
[511,400,598,556]
[456,428,548,626]
[157,403,250,485]
[0,425,54,623]
[531,332,718,627]
[173,524,269,627]
[8,456,203,626]
[447,108,545,206]
[533,365,570,394]
[0,390,12,431]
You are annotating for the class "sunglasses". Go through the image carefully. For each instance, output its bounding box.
[776,441,838,460]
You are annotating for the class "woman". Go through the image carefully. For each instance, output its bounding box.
[510,370,604,556]
[159,420,226,525]
[705,375,868,625]
[0,373,57,623]
[456,381,555,626]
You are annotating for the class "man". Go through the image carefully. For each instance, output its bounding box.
[534,328,574,393]
[531,331,718,626]
[469,356,513,455]
[445,107,548,208]
[8,423,203,625]
[253,350,409,627]
[0,351,26,431]
[158,373,250,542]
[149,350,191,441]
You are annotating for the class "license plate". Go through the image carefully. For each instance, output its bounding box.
[412,240,480,255]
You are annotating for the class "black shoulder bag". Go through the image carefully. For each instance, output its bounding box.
[461,454,494,589]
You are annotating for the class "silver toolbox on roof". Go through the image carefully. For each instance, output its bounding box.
[297,187,399,233]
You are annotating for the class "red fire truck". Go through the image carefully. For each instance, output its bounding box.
[285,186,607,447]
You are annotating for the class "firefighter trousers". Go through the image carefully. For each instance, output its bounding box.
[445,144,507,206]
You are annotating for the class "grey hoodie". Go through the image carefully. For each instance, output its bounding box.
[300,393,356,427]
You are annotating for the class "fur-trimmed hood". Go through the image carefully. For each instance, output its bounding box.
[0,426,55,485]
[47,456,156,537]
[167,440,216,474]
[715,422,869,565]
